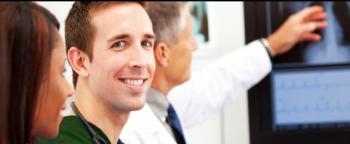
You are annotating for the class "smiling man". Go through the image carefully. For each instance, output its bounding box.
[37,2,155,144]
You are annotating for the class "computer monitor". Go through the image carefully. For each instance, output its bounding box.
[245,2,350,144]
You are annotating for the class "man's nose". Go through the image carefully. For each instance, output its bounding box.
[128,45,147,69]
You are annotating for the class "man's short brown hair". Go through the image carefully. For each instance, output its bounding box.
[65,1,147,86]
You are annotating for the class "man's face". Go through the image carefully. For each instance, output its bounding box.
[166,9,198,85]
[87,3,155,112]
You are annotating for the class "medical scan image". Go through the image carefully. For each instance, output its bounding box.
[271,2,350,66]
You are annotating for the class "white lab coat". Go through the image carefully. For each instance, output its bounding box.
[120,104,177,144]
[120,40,272,143]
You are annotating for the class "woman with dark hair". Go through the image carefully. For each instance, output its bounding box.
[0,2,73,143]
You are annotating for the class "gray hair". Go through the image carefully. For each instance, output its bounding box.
[146,2,191,46]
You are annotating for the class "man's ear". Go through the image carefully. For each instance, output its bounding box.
[67,47,89,77]
[154,42,170,67]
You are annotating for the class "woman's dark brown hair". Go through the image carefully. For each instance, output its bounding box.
[0,5,9,144]
[0,2,59,143]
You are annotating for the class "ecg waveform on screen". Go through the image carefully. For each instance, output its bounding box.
[272,69,350,125]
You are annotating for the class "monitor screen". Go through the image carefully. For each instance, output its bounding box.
[245,2,350,144]
[272,66,350,130]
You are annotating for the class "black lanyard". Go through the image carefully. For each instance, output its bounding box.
[71,102,108,144]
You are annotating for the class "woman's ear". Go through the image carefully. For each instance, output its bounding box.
[154,42,170,67]
[67,47,89,77]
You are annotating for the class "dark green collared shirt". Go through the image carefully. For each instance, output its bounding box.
[36,116,124,144]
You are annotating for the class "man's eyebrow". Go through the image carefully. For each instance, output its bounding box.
[107,34,130,43]
[107,33,156,42]
[144,33,156,39]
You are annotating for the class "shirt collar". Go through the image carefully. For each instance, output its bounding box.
[146,88,170,122]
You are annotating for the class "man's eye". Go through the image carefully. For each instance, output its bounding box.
[112,41,126,48]
[142,41,153,48]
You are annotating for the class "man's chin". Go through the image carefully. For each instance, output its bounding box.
[130,103,145,111]
[119,103,145,112]
[125,97,147,111]
[178,74,191,85]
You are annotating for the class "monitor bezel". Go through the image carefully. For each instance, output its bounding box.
[245,2,350,144]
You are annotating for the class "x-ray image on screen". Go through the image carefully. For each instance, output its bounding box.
[269,2,350,66]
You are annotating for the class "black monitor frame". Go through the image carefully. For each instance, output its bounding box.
[245,2,350,144]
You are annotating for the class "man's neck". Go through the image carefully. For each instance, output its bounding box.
[152,71,176,96]
[73,80,129,144]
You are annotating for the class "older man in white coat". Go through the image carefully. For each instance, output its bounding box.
[120,2,327,144]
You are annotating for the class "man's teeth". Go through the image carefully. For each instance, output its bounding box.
[123,79,143,86]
